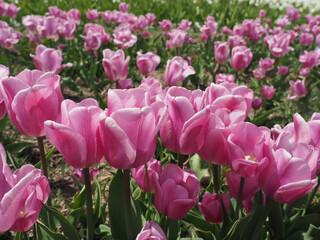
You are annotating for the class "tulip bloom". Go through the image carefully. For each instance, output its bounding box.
[264,33,294,58]
[136,52,160,76]
[98,88,167,169]
[113,25,137,49]
[159,19,172,32]
[102,49,130,81]
[0,64,9,119]
[277,66,289,75]
[86,9,100,21]
[230,46,253,71]
[288,80,307,100]
[259,57,275,71]
[252,98,263,110]
[163,57,195,86]
[153,164,199,220]
[136,221,166,240]
[199,193,230,224]
[44,99,103,169]
[30,45,72,74]
[0,69,63,137]
[214,42,230,64]
[132,158,162,193]
[215,74,234,84]
[261,85,276,99]
[0,143,50,233]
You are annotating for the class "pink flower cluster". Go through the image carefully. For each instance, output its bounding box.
[0,20,22,49]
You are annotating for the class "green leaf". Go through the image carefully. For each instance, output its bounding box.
[167,219,180,240]
[37,221,68,240]
[94,224,112,235]
[69,186,86,209]
[41,204,80,240]
[109,170,143,240]
[269,201,285,239]
[6,141,34,155]
[303,224,320,239]
[13,232,23,240]
[189,154,208,181]
[184,209,213,232]
[93,177,102,224]
[67,208,83,228]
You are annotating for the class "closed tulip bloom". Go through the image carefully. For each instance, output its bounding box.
[261,85,276,99]
[159,19,172,32]
[0,69,63,137]
[132,158,162,193]
[118,78,132,89]
[86,9,100,21]
[277,66,289,75]
[6,4,20,18]
[299,68,310,77]
[299,50,320,69]
[164,57,195,86]
[199,193,230,224]
[136,52,160,76]
[288,80,307,100]
[45,98,104,169]
[230,46,253,71]
[0,64,9,119]
[166,29,187,48]
[0,143,50,233]
[264,33,294,58]
[286,6,300,21]
[102,49,130,81]
[68,9,81,23]
[252,98,263,110]
[259,9,266,18]
[136,221,166,240]
[119,2,129,12]
[60,20,77,40]
[98,88,167,169]
[30,45,72,74]
[215,74,234,84]
[253,67,265,80]
[154,164,199,220]
[214,42,230,64]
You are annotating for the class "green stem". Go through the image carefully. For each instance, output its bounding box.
[164,217,171,235]
[145,164,152,220]
[235,71,239,83]
[212,164,220,194]
[123,169,133,237]
[234,177,245,220]
[251,197,275,240]
[303,180,320,216]
[37,137,48,178]
[83,168,94,240]
[177,153,184,168]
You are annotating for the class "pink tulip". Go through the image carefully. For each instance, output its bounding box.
[136,221,166,240]
[259,146,318,203]
[230,46,253,71]
[261,85,276,99]
[102,49,130,81]
[253,67,265,80]
[227,122,270,178]
[113,25,137,49]
[316,34,320,46]
[68,9,81,23]
[0,25,22,49]
[259,10,266,18]
[139,77,163,104]
[153,164,199,220]
[0,64,9,119]
[164,57,195,86]
[215,74,234,84]
[146,13,156,25]
[166,29,187,49]
[299,33,314,46]
[73,168,99,184]
[214,42,230,64]
[59,20,77,40]
[252,98,263,110]
[299,50,320,69]
[226,172,259,200]
[159,19,172,32]
[0,69,63,137]
[119,2,129,12]
[30,45,72,74]
[299,68,310,77]
[200,16,219,41]
[264,33,294,57]
[277,66,289,75]
[259,57,275,71]
[45,98,103,169]
[132,158,162,193]
[0,143,50,233]
[178,19,192,31]
[276,16,291,29]
[228,35,247,48]
[98,88,167,169]
[199,193,230,224]
[160,87,215,155]
[6,4,20,18]
[118,78,132,89]
[136,52,161,76]
[286,7,300,21]
[39,16,59,41]
[288,80,307,99]
[86,9,100,21]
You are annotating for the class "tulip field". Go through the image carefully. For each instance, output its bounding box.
[2,0,320,239]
